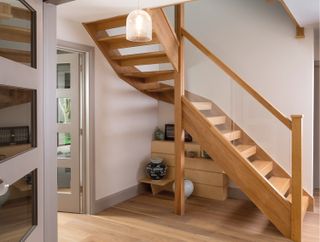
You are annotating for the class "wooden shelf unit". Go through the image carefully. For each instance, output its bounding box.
[151,140,228,201]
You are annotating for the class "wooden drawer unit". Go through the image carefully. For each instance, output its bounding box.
[151,140,228,200]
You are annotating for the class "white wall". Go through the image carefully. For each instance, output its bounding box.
[56,17,158,200]
[160,0,314,194]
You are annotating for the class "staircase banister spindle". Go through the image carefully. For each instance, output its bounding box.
[181,27,292,130]
[291,114,303,242]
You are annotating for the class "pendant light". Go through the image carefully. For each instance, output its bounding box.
[126,0,152,42]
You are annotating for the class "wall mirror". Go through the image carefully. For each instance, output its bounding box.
[0,84,37,164]
[0,0,36,67]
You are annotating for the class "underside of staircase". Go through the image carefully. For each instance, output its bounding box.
[83,4,314,242]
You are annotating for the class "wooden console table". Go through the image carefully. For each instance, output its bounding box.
[140,178,174,196]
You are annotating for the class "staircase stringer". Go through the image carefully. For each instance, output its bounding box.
[182,96,291,238]
[83,22,170,101]
[147,8,179,71]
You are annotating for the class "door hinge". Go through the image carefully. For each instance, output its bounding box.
[80,128,83,135]
[80,186,84,194]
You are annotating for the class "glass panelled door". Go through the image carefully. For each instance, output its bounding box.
[56,53,80,213]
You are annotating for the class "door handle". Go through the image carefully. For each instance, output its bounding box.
[0,179,10,196]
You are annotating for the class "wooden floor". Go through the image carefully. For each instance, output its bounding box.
[58,192,319,242]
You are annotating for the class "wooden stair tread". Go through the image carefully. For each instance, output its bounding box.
[287,194,309,218]
[123,70,175,82]
[269,176,290,196]
[191,102,212,111]
[111,51,167,61]
[111,51,169,66]
[251,160,273,177]
[147,86,173,93]
[207,116,227,126]
[91,15,127,31]
[236,145,256,158]
[97,33,159,49]
[222,130,241,141]
[123,70,174,78]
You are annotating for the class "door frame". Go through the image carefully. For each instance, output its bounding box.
[57,40,95,214]
[314,60,320,191]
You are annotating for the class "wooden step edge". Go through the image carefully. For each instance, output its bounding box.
[207,116,227,126]
[136,82,161,91]
[269,176,291,196]
[110,51,167,61]
[236,145,256,159]
[123,70,175,83]
[286,194,309,218]
[97,34,159,49]
[222,130,241,142]
[123,70,174,78]
[85,14,127,31]
[147,86,173,93]
[112,52,170,67]
[97,33,157,42]
[251,160,273,177]
[191,102,212,111]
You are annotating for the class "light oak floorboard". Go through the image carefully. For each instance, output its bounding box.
[58,192,319,242]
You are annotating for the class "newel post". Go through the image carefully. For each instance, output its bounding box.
[291,115,303,242]
[174,3,185,216]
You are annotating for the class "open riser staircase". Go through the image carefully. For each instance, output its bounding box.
[83,5,314,242]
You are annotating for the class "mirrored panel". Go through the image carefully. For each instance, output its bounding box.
[57,63,71,89]
[0,169,37,242]
[0,85,36,164]
[57,132,71,159]
[57,98,71,124]
[0,0,36,67]
[57,167,71,193]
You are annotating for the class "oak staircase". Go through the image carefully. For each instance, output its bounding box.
[83,4,313,242]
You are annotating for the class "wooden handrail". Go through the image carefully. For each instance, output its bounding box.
[181,28,292,130]
[277,0,304,38]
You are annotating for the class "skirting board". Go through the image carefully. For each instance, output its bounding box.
[93,184,146,214]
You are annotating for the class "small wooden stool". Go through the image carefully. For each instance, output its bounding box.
[140,178,174,196]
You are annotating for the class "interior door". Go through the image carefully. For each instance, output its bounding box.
[56,53,80,213]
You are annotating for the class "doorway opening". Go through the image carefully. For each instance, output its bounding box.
[56,42,95,214]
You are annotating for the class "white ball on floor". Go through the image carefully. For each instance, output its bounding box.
[172,179,194,198]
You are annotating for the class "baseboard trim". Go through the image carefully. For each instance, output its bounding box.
[93,184,145,214]
[228,187,249,200]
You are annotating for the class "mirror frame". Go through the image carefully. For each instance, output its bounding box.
[19,0,37,68]
[0,85,37,164]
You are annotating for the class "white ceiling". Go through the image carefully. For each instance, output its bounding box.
[284,0,319,27]
[57,0,319,27]
[57,0,191,22]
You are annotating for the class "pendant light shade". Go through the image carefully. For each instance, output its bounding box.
[126,9,152,42]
